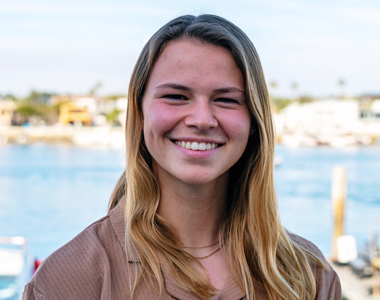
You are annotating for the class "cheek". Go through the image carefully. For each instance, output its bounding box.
[144,105,180,138]
[223,112,251,141]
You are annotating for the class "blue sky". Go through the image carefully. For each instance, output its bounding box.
[1,0,379,98]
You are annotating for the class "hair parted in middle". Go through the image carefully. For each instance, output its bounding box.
[109,14,325,300]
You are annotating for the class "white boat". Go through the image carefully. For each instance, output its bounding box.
[0,237,35,300]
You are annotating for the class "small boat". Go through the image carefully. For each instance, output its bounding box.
[349,233,380,278]
[0,237,35,300]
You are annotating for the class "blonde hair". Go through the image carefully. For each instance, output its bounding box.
[109,14,325,300]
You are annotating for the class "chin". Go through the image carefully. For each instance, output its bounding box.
[178,172,227,187]
[185,179,214,186]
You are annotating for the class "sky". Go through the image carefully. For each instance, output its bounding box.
[1,0,379,98]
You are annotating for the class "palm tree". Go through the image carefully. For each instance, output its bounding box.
[337,78,346,98]
[269,81,277,90]
[268,81,278,99]
[291,81,298,100]
[89,81,103,96]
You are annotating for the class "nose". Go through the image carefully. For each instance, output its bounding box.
[184,99,218,130]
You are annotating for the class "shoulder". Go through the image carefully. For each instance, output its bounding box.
[288,232,325,259]
[288,233,342,300]
[23,206,128,300]
[37,213,115,270]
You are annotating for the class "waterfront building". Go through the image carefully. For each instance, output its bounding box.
[58,102,92,126]
[275,99,380,147]
[0,100,16,127]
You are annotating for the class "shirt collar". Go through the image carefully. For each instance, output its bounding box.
[109,202,245,299]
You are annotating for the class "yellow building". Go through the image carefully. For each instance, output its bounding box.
[59,102,91,126]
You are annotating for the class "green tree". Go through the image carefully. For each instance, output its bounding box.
[2,94,17,101]
[297,95,314,104]
[25,90,54,104]
[269,81,277,90]
[291,81,298,100]
[105,94,127,101]
[89,81,103,96]
[105,108,121,126]
[270,97,291,112]
[337,78,346,98]
[15,90,56,124]
[337,78,345,87]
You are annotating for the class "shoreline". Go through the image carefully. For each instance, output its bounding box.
[0,125,379,148]
[0,126,125,148]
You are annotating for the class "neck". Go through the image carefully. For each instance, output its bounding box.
[157,174,229,248]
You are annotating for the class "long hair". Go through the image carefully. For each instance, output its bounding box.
[109,14,325,299]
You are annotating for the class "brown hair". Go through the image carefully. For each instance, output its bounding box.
[109,14,325,299]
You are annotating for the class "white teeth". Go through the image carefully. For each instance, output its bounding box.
[174,141,218,151]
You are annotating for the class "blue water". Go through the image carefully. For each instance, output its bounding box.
[1,144,379,260]
[0,144,125,259]
[275,146,380,255]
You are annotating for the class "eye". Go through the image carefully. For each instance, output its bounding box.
[215,98,239,104]
[163,94,188,100]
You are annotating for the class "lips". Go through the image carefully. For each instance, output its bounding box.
[173,140,221,151]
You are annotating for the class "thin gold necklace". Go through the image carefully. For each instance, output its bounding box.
[182,241,219,249]
[186,246,222,262]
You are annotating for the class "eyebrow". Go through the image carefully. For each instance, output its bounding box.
[155,83,190,91]
[155,83,245,94]
[214,87,245,95]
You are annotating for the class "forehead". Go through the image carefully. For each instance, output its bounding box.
[146,39,244,89]
[158,39,234,68]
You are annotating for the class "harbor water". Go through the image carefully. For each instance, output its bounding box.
[1,144,380,260]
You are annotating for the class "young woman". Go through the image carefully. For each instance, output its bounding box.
[23,14,341,300]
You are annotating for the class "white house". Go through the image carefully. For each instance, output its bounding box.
[280,99,360,136]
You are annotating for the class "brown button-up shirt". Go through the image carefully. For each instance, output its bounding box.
[23,205,341,299]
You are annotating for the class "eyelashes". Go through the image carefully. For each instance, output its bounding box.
[162,94,240,104]
[214,98,239,104]
[162,94,188,100]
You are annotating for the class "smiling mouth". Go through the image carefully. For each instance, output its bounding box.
[172,140,222,151]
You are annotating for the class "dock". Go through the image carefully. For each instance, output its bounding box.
[331,262,380,300]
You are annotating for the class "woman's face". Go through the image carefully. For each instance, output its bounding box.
[142,39,251,187]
